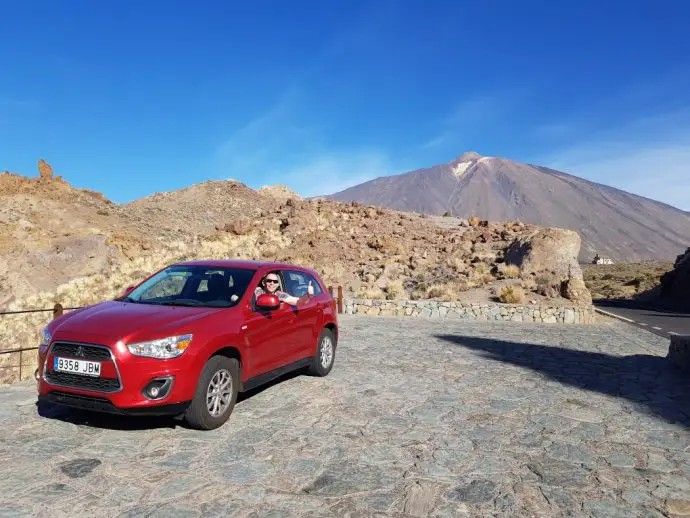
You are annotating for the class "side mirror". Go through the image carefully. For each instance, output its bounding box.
[256,293,280,310]
[122,285,135,297]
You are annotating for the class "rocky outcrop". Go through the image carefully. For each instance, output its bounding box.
[38,159,53,180]
[504,228,593,306]
[258,184,303,201]
[660,247,690,306]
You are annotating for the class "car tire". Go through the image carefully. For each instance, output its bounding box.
[307,328,336,377]
[184,355,239,430]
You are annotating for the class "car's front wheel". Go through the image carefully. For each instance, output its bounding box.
[307,328,336,377]
[184,355,239,430]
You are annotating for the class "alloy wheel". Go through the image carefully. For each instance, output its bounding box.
[320,336,333,368]
[206,368,233,417]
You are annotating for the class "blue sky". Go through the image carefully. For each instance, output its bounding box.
[1,1,689,210]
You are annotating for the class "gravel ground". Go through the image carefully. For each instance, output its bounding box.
[0,315,689,517]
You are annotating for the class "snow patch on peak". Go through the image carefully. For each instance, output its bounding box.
[452,161,472,177]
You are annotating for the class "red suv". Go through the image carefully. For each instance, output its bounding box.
[36,260,339,429]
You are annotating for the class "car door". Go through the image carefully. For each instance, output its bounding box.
[243,271,297,377]
[240,273,296,377]
[282,270,323,362]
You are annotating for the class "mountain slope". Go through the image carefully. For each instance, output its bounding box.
[327,152,690,262]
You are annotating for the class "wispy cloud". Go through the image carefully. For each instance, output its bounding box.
[419,90,526,153]
[209,2,406,197]
[533,108,690,211]
[267,151,397,197]
[212,85,401,196]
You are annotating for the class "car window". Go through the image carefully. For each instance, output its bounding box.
[138,270,191,300]
[127,265,256,307]
[283,270,323,297]
[196,269,236,293]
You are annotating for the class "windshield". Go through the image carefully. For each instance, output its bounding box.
[122,265,257,308]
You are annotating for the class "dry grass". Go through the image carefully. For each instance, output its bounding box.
[356,286,386,300]
[499,263,521,279]
[498,285,526,304]
[534,272,560,298]
[582,261,673,300]
[384,279,406,300]
[422,280,470,301]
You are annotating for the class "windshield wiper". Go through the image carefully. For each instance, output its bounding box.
[157,300,204,307]
[121,296,138,304]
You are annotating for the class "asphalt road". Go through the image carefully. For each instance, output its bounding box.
[594,299,690,338]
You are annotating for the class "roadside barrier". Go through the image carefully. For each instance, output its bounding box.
[0,303,82,382]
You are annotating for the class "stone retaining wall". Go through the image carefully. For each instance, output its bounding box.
[343,298,597,324]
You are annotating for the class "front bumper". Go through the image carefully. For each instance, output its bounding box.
[37,340,198,414]
[39,391,190,416]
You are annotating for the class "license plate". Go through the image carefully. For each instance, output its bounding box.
[53,356,101,377]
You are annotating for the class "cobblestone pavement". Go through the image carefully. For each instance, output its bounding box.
[1,315,690,517]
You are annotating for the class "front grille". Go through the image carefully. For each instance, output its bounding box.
[51,342,112,361]
[44,371,121,392]
[46,341,122,393]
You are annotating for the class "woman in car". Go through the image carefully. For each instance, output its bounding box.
[254,272,313,306]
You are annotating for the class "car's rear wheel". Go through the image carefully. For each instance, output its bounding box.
[184,355,239,430]
[307,328,336,377]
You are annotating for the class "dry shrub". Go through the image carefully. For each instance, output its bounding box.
[384,279,406,300]
[499,263,521,278]
[469,216,481,226]
[424,280,470,301]
[426,284,453,300]
[448,256,468,272]
[480,273,495,284]
[535,272,560,298]
[473,263,488,275]
[499,285,525,304]
[521,277,537,291]
[357,285,386,300]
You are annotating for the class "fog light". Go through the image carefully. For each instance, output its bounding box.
[142,376,174,400]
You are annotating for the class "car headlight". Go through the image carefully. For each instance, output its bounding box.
[39,328,52,351]
[126,334,193,359]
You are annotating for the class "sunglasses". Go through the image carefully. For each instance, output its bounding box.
[265,279,279,284]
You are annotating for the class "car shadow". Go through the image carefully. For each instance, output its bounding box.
[237,370,303,403]
[435,334,690,428]
[35,369,307,431]
[35,400,182,430]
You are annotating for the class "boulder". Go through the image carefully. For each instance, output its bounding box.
[504,228,592,305]
[660,247,690,306]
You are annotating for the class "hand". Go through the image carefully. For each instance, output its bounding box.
[307,281,314,296]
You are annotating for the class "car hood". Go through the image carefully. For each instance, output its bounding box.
[51,300,224,344]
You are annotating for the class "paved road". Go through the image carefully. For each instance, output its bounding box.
[594,300,690,339]
[1,315,689,517]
